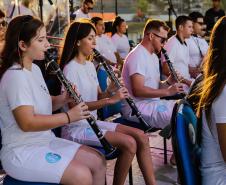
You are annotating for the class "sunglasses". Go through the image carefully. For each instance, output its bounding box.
[85,3,93,10]
[152,32,168,44]
[196,21,204,26]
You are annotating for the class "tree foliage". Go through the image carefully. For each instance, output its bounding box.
[137,0,149,13]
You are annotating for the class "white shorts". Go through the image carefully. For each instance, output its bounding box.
[1,137,81,183]
[122,99,175,129]
[62,120,118,147]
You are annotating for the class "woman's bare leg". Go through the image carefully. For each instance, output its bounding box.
[116,124,156,185]
[105,131,137,185]
[60,145,106,185]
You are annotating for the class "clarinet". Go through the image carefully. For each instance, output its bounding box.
[161,48,186,99]
[45,51,116,157]
[161,48,180,83]
[93,49,153,132]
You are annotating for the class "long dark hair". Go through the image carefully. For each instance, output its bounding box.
[196,16,226,128]
[0,15,44,80]
[59,19,96,69]
[112,16,125,36]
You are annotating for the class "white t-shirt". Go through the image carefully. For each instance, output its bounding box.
[122,44,160,102]
[6,4,34,22]
[186,36,208,67]
[111,33,130,59]
[201,85,226,185]
[121,44,175,128]
[63,60,99,126]
[73,8,90,19]
[0,64,55,150]
[96,34,117,64]
[164,35,192,80]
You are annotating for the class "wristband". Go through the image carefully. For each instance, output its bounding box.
[65,112,71,124]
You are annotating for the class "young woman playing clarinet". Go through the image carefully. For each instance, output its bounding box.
[59,19,156,185]
[0,15,106,185]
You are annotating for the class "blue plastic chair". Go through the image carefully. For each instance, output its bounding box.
[171,99,201,185]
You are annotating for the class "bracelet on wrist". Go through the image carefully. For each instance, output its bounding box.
[64,112,71,124]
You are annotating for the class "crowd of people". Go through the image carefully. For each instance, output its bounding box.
[0,0,226,185]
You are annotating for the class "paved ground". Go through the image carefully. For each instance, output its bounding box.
[106,131,179,185]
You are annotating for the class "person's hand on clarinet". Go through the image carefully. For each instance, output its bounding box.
[108,87,129,104]
[67,102,91,123]
[166,83,184,96]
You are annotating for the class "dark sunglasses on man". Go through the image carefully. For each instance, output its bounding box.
[196,21,204,26]
[152,32,168,44]
[85,3,93,10]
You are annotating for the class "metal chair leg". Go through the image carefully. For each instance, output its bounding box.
[129,165,133,185]
[105,175,107,185]
[164,137,168,164]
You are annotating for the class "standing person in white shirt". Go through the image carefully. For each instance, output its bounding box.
[187,12,209,78]
[196,16,226,185]
[59,19,157,185]
[91,16,123,67]
[72,0,94,19]
[111,16,130,60]
[6,0,34,22]
[122,19,184,130]
[163,15,193,88]
[0,15,106,185]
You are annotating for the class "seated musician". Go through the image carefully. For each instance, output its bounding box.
[163,15,194,91]
[91,16,123,68]
[121,19,184,129]
[59,19,156,185]
[0,15,106,185]
[196,16,226,185]
[187,12,209,79]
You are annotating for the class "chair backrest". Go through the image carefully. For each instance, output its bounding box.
[97,67,121,120]
[186,74,203,112]
[171,99,201,185]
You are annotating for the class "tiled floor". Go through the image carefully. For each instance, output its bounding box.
[106,131,179,185]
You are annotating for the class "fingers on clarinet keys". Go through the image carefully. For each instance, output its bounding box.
[68,102,91,122]
[167,83,184,96]
[118,87,129,98]
[110,87,129,104]
[112,67,120,77]
[118,77,125,86]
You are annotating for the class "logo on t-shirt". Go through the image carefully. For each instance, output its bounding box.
[45,152,61,163]
[85,127,95,139]
[156,104,168,112]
